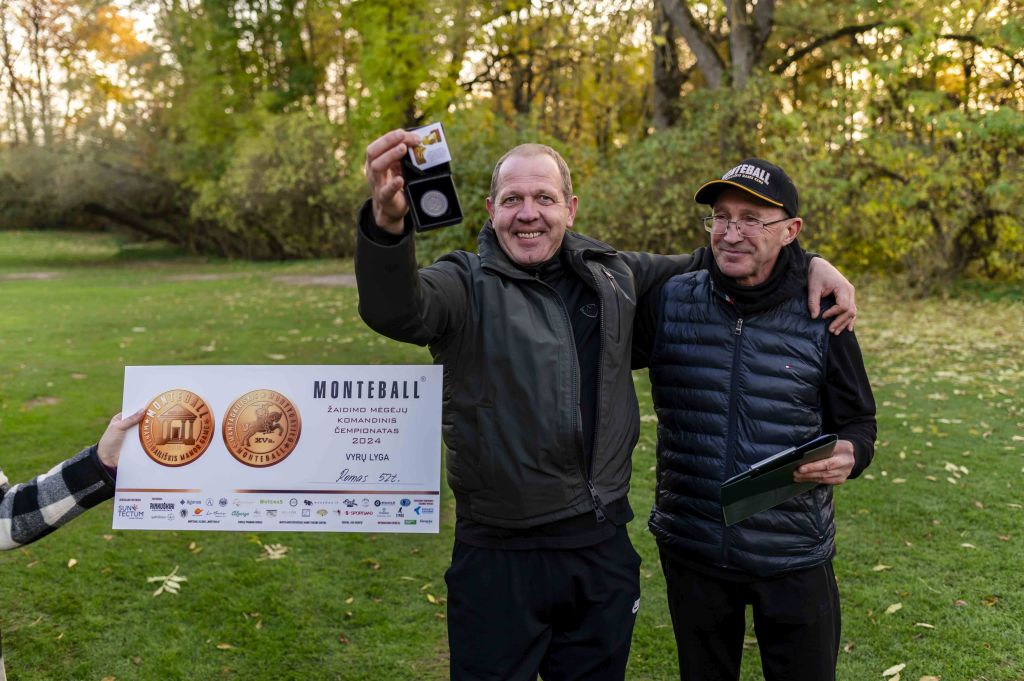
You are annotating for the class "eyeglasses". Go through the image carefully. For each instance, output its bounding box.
[702,215,791,238]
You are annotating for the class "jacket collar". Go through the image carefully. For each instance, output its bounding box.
[477,221,617,278]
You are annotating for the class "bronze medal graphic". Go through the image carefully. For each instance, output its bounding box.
[139,389,214,467]
[222,389,301,467]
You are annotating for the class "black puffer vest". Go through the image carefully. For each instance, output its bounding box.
[648,270,835,577]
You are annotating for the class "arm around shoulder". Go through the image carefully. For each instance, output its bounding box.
[618,249,705,299]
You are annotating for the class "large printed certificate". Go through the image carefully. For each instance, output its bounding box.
[113,365,443,533]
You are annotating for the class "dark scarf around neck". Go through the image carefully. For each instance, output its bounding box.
[709,242,807,315]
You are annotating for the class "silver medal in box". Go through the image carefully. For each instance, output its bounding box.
[401,122,463,231]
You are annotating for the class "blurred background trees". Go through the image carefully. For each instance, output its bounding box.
[0,0,1021,285]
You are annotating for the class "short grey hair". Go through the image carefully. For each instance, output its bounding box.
[489,144,573,203]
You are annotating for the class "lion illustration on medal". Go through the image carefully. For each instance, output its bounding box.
[243,403,284,444]
[223,389,302,467]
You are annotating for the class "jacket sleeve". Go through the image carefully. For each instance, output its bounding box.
[822,331,877,479]
[0,445,115,551]
[631,281,664,370]
[354,200,469,347]
[617,249,705,299]
[620,247,710,370]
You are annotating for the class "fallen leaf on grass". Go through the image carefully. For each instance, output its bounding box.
[873,564,892,572]
[960,543,976,549]
[918,676,940,681]
[257,543,289,560]
[345,596,354,604]
[338,632,350,644]
[67,558,77,569]
[914,622,935,629]
[981,596,999,607]
[426,593,438,604]
[22,396,61,410]
[882,663,906,677]
[101,676,115,681]
[147,565,187,596]
[954,599,968,607]
[884,603,903,615]
[266,353,287,361]
[216,643,234,650]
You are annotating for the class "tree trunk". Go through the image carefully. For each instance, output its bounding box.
[657,0,725,89]
[658,0,776,90]
[652,3,686,129]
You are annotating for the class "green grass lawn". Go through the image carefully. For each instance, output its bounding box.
[0,231,1021,680]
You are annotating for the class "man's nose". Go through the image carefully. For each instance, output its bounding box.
[516,199,539,220]
[722,221,745,242]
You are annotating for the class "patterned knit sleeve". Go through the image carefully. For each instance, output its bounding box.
[0,445,115,550]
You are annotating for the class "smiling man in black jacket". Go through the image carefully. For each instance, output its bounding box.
[634,158,877,681]
[356,131,858,681]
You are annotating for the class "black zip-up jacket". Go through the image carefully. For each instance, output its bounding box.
[355,202,698,528]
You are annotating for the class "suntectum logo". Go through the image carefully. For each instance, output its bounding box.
[117,504,144,520]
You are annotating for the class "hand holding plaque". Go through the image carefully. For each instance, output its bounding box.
[400,122,463,231]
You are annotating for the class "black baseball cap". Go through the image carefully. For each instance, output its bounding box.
[694,158,799,218]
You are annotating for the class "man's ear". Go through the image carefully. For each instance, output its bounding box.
[486,197,495,220]
[565,195,579,228]
[782,217,803,245]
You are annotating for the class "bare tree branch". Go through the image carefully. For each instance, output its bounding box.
[770,22,884,74]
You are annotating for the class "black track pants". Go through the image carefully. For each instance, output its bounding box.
[445,526,642,681]
[661,551,841,681]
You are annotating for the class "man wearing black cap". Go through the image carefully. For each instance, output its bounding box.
[633,159,877,681]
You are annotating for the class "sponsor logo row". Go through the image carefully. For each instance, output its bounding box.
[117,495,436,527]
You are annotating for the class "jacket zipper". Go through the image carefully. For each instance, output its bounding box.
[533,269,606,523]
[587,264,609,522]
[720,311,744,567]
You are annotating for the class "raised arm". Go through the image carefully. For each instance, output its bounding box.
[355,130,469,346]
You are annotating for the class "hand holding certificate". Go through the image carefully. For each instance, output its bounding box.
[114,365,443,534]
